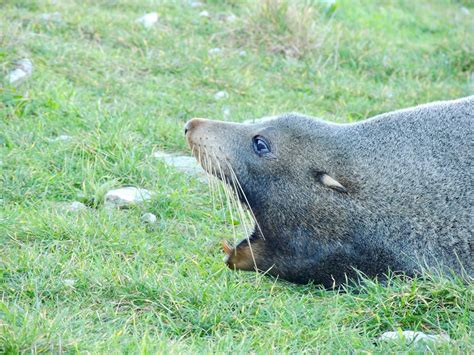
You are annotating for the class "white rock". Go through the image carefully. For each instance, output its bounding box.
[378,331,451,343]
[214,91,228,100]
[105,187,154,208]
[136,12,159,29]
[6,58,33,84]
[152,151,205,178]
[190,1,203,8]
[226,14,237,22]
[39,12,62,22]
[222,107,231,119]
[460,7,470,15]
[321,0,337,7]
[208,47,221,55]
[239,50,247,57]
[63,201,87,212]
[63,279,76,287]
[199,10,210,18]
[50,134,72,142]
[141,212,157,224]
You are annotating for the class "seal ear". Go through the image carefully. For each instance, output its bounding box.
[312,170,347,193]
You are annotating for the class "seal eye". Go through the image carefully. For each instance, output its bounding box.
[253,136,271,155]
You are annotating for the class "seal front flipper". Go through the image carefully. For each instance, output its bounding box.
[222,237,271,272]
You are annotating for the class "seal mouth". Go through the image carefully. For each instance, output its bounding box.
[188,141,262,253]
[185,118,265,267]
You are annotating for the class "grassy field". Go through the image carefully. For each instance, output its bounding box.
[1,0,473,352]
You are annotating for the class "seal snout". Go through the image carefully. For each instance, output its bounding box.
[183,120,193,135]
[184,118,208,136]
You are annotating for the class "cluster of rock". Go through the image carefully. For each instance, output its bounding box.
[54,148,206,225]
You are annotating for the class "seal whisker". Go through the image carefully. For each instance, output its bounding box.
[225,159,266,241]
[202,146,219,212]
[220,158,259,271]
[213,152,241,251]
[224,160,255,233]
[210,152,260,272]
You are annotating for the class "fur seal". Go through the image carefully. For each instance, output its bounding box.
[185,96,473,287]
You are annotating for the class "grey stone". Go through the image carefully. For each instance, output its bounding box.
[208,47,221,55]
[6,58,33,85]
[222,107,231,120]
[226,14,237,22]
[63,201,87,212]
[152,151,205,177]
[152,151,207,182]
[63,279,76,287]
[50,134,72,142]
[214,90,228,100]
[190,1,203,8]
[141,212,157,224]
[136,12,159,28]
[39,12,62,22]
[105,187,154,208]
[378,331,451,343]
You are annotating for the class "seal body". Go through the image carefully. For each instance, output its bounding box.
[185,96,473,287]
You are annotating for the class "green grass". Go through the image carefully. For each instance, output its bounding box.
[1,0,473,352]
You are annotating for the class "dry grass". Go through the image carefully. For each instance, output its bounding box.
[232,0,334,58]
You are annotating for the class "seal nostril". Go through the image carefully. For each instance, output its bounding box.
[184,121,192,136]
[184,119,197,136]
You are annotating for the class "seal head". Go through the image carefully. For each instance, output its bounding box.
[185,97,473,286]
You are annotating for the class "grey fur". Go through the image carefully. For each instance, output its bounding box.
[186,96,473,286]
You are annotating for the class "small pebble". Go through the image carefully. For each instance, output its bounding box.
[39,12,62,22]
[136,12,159,28]
[199,10,210,18]
[190,1,203,8]
[6,58,33,85]
[321,0,337,7]
[460,7,470,15]
[50,134,72,142]
[226,14,237,22]
[105,187,154,208]
[223,107,231,119]
[152,151,207,181]
[208,47,221,55]
[214,91,228,100]
[378,331,450,343]
[63,201,87,212]
[141,212,157,224]
[239,50,247,57]
[63,279,76,287]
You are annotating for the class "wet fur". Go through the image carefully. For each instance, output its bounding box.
[186,96,473,287]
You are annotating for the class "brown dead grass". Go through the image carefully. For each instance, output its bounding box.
[232,0,334,58]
